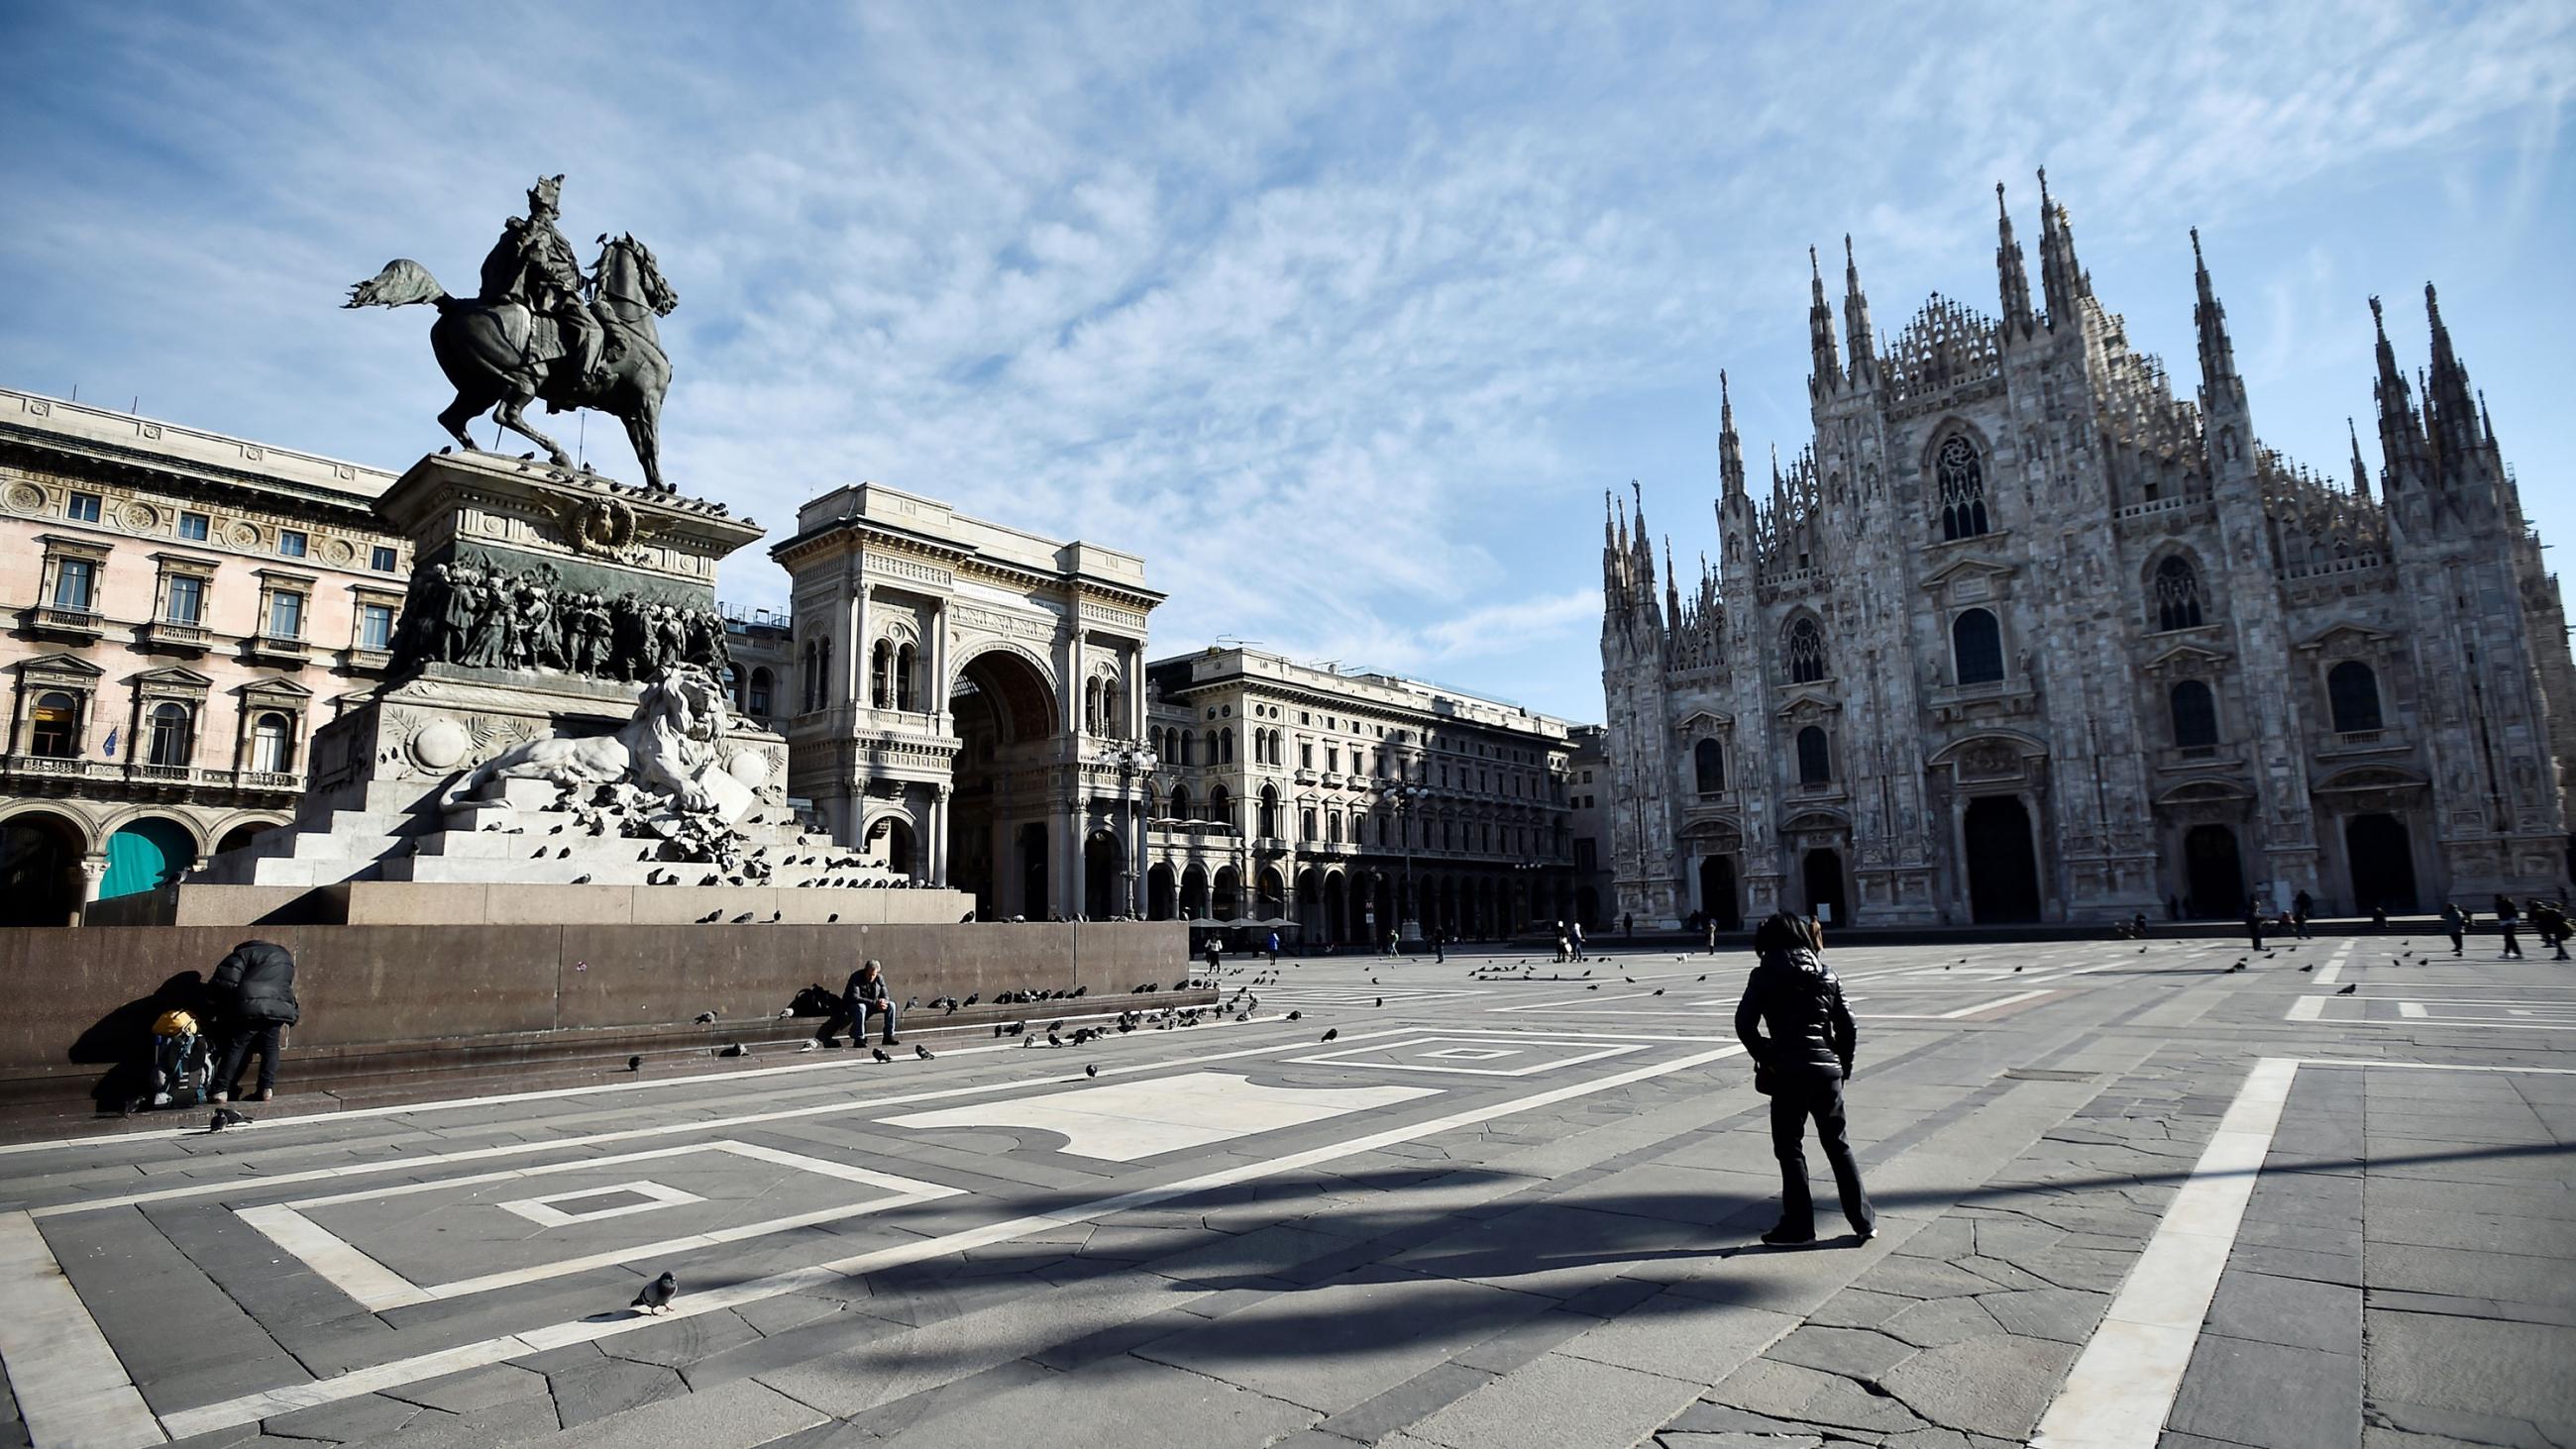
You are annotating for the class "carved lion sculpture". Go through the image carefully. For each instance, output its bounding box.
[455,664,732,814]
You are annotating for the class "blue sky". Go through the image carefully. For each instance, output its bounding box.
[3,3,2570,724]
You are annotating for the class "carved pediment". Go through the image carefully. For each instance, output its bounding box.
[1773,688,1843,722]
[129,666,215,692]
[14,651,104,681]
[1919,553,2017,589]
[2296,621,2397,656]
[1927,730,2046,775]
[236,676,316,701]
[2312,766,2427,794]
[1779,808,1850,836]
[1673,709,1734,734]
[2154,777,2255,806]
[2144,641,2231,674]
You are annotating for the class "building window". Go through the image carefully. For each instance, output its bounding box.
[370,545,398,572]
[2327,661,2383,733]
[2170,679,2218,750]
[1171,784,1193,819]
[53,558,98,612]
[178,512,211,541]
[1785,617,1827,684]
[66,491,102,523]
[265,590,306,640]
[359,603,394,651]
[1301,807,1316,841]
[277,530,308,559]
[896,643,918,711]
[748,668,773,715]
[2152,556,2203,631]
[1299,742,1313,770]
[1693,738,1725,795]
[31,690,81,757]
[1952,608,2004,684]
[250,712,295,773]
[1328,810,1342,844]
[869,640,891,708]
[164,573,205,625]
[1935,437,1989,540]
[147,702,194,768]
[1796,726,1831,784]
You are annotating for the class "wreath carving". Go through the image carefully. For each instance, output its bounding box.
[565,497,640,558]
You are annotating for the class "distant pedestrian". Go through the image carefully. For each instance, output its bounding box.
[2529,899,2570,962]
[1205,936,1225,977]
[2293,889,2315,939]
[1707,918,1722,955]
[1623,912,1635,941]
[1735,910,1875,1246]
[2494,894,2523,960]
[1266,930,1280,967]
[2131,912,2148,940]
[2167,894,2181,922]
[207,939,300,1103]
[1431,929,1446,964]
[2243,896,2265,952]
[1570,921,1587,962]
[2443,901,2467,957]
[2371,901,2388,932]
[1554,926,1571,964]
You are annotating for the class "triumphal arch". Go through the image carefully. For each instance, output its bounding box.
[772,483,1161,918]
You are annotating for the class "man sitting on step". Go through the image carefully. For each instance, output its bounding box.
[802,959,900,1051]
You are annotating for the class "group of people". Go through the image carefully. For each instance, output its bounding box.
[132,939,300,1113]
[2440,895,2574,960]
[1553,920,1589,962]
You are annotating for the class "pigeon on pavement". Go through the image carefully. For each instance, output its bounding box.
[1320,1028,1339,1042]
[2336,983,2358,994]
[1085,1064,1100,1078]
[871,1047,892,1063]
[626,1055,643,1072]
[631,1272,678,1315]
[208,1107,254,1131]
[915,1044,935,1060]
[695,1010,720,1025]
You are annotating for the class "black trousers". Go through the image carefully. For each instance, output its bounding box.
[1770,1063,1875,1237]
[211,1022,282,1096]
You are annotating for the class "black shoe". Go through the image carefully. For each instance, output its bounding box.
[1852,1224,1878,1243]
[881,1036,902,1047]
[1760,1224,1815,1246]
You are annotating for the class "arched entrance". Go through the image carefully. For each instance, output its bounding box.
[2184,825,2243,918]
[1084,829,1123,919]
[1296,868,1322,946]
[946,647,1062,919]
[1147,863,1177,921]
[1802,849,1847,926]
[1212,866,1240,921]
[1324,872,1348,944]
[1698,856,1740,931]
[0,812,86,927]
[1179,864,1208,920]
[2345,813,2418,914]
[1256,867,1286,923]
[102,817,194,900]
[1963,796,2042,923]
[864,814,916,877]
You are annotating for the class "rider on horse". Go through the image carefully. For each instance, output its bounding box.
[478,174,610,396]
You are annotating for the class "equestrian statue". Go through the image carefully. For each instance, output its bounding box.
[346,174,680,491]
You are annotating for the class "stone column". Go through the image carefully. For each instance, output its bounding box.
[926,783,951,887]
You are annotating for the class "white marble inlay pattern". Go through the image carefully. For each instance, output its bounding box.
[883,1072,1440,1162]
[496,1179,704,1228]
[1287,1036,1648,1077]
[1423,1047,1518,1061]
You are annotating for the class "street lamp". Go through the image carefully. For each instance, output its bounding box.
[1101,738,1158,918]
[1388,781,1430,945]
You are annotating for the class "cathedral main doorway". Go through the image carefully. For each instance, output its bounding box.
[1963,796,2042,923]
[1802,849,1848,926]
[2345,813,2419,914]
[1698,856,1741,931]
[2184,825,2244,918]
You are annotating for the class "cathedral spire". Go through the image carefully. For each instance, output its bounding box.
[1769,443,1785,517]
[2423,282,2481,468]
[2348,417,2372,498]
[1807,246,1841,389]
[1842,235,1877,379]
[2190,228,2243,413]
[2036,167,2090,329]
[1718,369,1747,500]
[2370,295,2426,488]
[1664,536,1680,624]
[1995,181,2035,338]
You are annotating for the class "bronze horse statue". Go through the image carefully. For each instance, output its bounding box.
[347,236,679,490]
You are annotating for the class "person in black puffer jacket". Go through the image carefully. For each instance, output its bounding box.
[207,939,300,1103]
[1734,911,1876,1245]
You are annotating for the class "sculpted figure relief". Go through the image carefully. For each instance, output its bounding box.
[390,556,730,685]
[346,174,681,491]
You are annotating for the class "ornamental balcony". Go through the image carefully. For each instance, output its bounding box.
[2315,728,2410,760]
[0,752,114,783]
[343,645,393,674]
[125,762,197,786]
[244,631,310,668]
[141,619,213,656]
[27,604,105,642]
[1251,835,1289,856]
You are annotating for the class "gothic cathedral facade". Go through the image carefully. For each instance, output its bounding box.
[1600,174,2575,929]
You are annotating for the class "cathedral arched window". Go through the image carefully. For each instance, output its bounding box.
[1952,608,2003,685]
[1785,617,1827,684]
[1795,726,1831,785]
[2170,680,2218,750]
[2327,662,2383,734]
[1170,784,1192,820]
[1209,784,1232,826]
[869,640,892,708]
[1693,738,1725,795]
[2152,556,2204,632]
[1935,436,1990,541]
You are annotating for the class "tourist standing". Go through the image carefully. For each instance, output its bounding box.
[2442,901,2467,957]
[2243,895,2265,952]
[1265,930,1279,967]
[1570,921,1587,962]
[1734,911,1875,1246]
[208,939,300,1103]
[2293,889,2315,939]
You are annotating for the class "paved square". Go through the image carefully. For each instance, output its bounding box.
[1,934,2569,1449]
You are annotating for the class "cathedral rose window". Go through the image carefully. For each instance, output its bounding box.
[2152,556,2204,631]
[1936,436,1990,541]
[1786,617,1828,683]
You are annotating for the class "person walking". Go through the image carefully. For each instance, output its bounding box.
[802,958,899,1050]
[2293,889,2315,940]
[2243,895,2265,952]
[207,939,300,1104]
[2442,901,2467,957]
[1734,911,1876,1246]
[1431,928,1446,964]
[2536,899,2572,962]
[1265,930,1279,967]
[1205,935,1225,979]
[1706,917,1721,955]
[1570,921,1587,962]
[2495,894,2524,960]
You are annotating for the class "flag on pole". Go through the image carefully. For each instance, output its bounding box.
[102,727,119,758]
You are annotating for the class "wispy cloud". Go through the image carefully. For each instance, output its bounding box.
[2,2,2569,721]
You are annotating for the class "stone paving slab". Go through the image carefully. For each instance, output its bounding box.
[0,938,2570,1448]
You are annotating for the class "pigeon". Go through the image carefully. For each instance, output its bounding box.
[698,909,722,924]
[1085,1064,1099,1078]
[627,1055,643,1072]
[209,1107,254,1131]
[871,1047,892,1063]
[1320,1029,1339,1042]
[914,1044,935,1060]
[695,1010,720,1025]
[718,1043,749,1058]
[631,1272,678,1315]
[2013,966,2023,973]
[1654,988,1666,996]
[2336,983,2357,994]
[1697,975,1707,982]
[558,846,573,860]
[1286,1010,1303,1021]
[2300,964,2313,973]
[1375,997,1384,1008]
[827,913,839,923]
[767,910,783,923]
[730,911,754,925]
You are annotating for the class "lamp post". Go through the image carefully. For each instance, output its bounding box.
[1102,738,1158,918]
[1389,781,1429,944]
